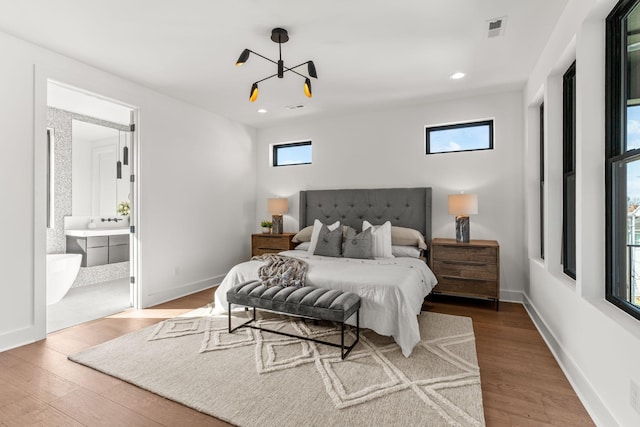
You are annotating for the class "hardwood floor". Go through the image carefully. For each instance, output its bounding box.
[0,289,594,426]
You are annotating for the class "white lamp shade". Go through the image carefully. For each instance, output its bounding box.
[448,194,478,216]
[267,197,289,215]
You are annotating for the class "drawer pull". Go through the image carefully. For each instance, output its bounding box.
[442,260,487,266]
[441,274,489,282]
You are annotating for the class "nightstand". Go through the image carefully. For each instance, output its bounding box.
[430,238,500,310]
[251,233,296,257]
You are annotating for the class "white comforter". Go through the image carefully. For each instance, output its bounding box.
[213,250,437,357]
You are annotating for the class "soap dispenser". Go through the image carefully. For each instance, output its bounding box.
[88,219,96,229]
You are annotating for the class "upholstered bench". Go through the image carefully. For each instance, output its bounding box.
[227,280,360,359]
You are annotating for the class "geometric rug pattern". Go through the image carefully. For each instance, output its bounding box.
[71,307,485,427]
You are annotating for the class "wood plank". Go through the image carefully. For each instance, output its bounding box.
[0,357,78,403]
[0,395,84,427]
[49,388,162,427]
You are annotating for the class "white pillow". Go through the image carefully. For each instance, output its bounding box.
[391,245,421,258]
[295,242,310,251]
[362,220,393,258]
[308,219,341,253]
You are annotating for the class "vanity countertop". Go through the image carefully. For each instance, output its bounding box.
[64,228,129,237]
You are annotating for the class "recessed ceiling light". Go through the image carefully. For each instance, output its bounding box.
[257,108,267,114]
[450,72,466,80]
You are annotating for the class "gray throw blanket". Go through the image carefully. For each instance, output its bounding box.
[251,254,308,288]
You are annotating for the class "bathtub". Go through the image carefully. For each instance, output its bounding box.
[46,253,82,305]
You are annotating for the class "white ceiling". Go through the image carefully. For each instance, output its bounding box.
[0,0,567,128]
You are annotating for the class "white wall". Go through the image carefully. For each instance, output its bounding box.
[524,0,640,426]
[0,30,257,351]
[255,90,525,301]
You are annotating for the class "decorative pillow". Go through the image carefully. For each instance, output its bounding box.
[313,224,344,257]
[308,219,341,253]
[343,227,374,259]
[295,242,310,250]
[362,220,393,258]
[391,226,427,250]
[292,225,314,243]
[391,245,422,258]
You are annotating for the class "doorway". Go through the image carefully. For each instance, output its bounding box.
[45,80,139,333]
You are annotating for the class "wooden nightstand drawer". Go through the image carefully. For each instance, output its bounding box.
[434,276,497,298]
[432,260,497,281]
[252,248,281,256]
[251,233,296,257]
[253,235,292,250]
[432,245,497,263]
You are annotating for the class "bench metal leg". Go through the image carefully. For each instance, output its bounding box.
[228,303,256,333]
[228,304,360,360]
[340,308,359,360]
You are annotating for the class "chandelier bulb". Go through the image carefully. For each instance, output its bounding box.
[236,49,250,66]
[304,78,312,98]
[249,83,259,102]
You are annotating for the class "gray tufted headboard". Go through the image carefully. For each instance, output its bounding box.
[299,187,432,243]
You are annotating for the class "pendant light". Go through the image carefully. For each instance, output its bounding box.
[123,131,129,166]
[235,28,318,102]
[116,131,122,180]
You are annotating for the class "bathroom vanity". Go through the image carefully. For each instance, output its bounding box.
[65,228,130,267]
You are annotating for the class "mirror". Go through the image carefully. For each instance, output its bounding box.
[71,120,130,216]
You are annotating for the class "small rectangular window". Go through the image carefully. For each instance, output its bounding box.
[425,120,494,155]
[272,141,312,167]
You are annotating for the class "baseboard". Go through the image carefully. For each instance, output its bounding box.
[0,325,38,353]
[499,289,524,303]
[141,274,224,308]
[522,294,619,427]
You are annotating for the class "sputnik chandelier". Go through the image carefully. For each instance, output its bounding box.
[236,28,318,102]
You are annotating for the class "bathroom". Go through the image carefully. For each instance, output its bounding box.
[46,81,136,333]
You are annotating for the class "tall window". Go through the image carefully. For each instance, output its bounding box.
[272,141,312,167]
[606,0,640,320]
[540,103,545,260]
[425,120,494,155]
[563,62,577,279]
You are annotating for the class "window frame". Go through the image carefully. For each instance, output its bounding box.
[425,119,494,155]
[540,103,545,260]
[606,0,640,321]
[563,61,577,279]
[272,140,312,167]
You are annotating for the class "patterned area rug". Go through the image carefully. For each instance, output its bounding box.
[70,308,485,427]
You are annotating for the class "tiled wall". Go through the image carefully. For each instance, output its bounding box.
[47,107,131,287]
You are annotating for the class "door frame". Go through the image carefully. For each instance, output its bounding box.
[34,66,142,341]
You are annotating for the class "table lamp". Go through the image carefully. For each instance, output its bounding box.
[448,193,478,243]
[268,197,288,234]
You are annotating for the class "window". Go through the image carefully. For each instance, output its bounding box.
[425,120,494,155]
[272,141,312,167]
[606,0,640,320]
[563,62,576,279]
[540,103,545,259]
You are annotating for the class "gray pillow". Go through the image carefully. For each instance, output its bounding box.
[343,227,374,259]
[313,224,343,257]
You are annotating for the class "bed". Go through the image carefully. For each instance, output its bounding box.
[213,187,438,357]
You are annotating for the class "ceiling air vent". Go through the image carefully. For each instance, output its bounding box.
[286,104,305,110]
[487,16,507,38]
